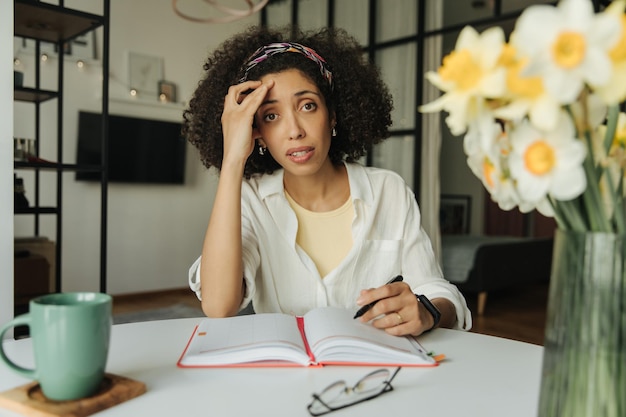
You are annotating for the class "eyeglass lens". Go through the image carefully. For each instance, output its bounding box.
[308,369,392,415]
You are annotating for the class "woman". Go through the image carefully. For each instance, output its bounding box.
[184,25,471,336]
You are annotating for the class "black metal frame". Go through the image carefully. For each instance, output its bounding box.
[306,367,401,416]
[13,0,110,293]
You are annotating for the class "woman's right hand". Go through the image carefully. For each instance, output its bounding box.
[221,80,274,165]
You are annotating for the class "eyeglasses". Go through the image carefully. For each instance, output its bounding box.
[306,367,402,416]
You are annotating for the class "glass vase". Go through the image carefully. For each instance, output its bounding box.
[538,230,625,417]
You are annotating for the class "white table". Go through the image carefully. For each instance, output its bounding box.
[0,318,543,416]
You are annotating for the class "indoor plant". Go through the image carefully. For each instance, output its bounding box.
[420,0,626,415]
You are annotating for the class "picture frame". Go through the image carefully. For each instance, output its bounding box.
[128,52,163,96]
[440,194,471,235]
[158,80,177,103]
[69,32,98,61]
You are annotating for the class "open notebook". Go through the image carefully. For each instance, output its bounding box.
[177,306,439,368]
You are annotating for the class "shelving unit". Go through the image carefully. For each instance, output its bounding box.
[13,86,58,102]
[13,0,110,311]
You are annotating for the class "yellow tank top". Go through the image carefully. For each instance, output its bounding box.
[285,191,354,278]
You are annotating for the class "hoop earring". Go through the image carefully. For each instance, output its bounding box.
[258,145,267,156]
[332,127,337,137]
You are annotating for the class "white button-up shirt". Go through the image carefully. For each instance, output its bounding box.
[190,163,471,330]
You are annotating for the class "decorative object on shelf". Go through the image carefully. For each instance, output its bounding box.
[13,70,23,87]
[69,32,99,61]
[14,32,98,63]
[128,52,163,97]
[172,0,269,24]
[420,0,626,415]
[14,174,29,210]
[158,80,177,103]
[13,137,35,162]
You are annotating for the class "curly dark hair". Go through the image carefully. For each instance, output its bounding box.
[182,25,393,178]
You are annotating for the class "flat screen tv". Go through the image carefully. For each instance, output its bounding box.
[76,111,186,184]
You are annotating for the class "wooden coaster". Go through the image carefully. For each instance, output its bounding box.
[0,373,146,417]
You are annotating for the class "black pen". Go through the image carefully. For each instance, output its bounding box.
[353,275,404,319]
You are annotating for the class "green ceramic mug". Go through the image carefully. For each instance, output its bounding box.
[0,292,112,401]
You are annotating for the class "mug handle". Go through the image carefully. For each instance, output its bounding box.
[0,314,37,380]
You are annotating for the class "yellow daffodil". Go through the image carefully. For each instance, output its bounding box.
[492,43,562,131]
[419,25,506,135]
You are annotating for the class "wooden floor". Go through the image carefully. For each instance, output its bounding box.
[463,282,548,346]
[112,288,202,315]
[113,282,549,346]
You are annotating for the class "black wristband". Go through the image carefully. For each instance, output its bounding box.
[415,294,441,331]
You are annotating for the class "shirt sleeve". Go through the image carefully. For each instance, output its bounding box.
[188,256,202,300]
[400,186,473,331]
[187,254,255,313]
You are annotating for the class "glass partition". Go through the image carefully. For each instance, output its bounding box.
[298,0,327,31]
[376,43,416,130]
[372,135,416,188]
[334,0,369,46]
[375,0,417,42]
[266,0,292,27]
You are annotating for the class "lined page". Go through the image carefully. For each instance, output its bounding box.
[180,313,309,366]
[303,307,433,365]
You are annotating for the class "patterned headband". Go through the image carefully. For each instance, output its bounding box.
[238,42,333,88]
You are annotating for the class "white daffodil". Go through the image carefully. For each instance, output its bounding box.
[492,43,562,131]
[464,121,520,210]
[491,179,522,212]
[594,0,626,105]
[533,198,556,217]
[419,25,506,135]
[464,120,502,192]
[508,113,587,204]
[512,0,621,104]
[420,0,626,232]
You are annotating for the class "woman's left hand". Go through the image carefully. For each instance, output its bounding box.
[356,281,435,336]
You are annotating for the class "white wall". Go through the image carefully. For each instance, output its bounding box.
[7,0,502,302]
[12,0,260,295]
[1,2,14,327]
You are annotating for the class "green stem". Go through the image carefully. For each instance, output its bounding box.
[604,105,619,155]
[582,126,612,231]
[616,178,626,233]
[600,105,625,233]
[551,197,588,231]
[548,197,569,230]
[603,166,626,233]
